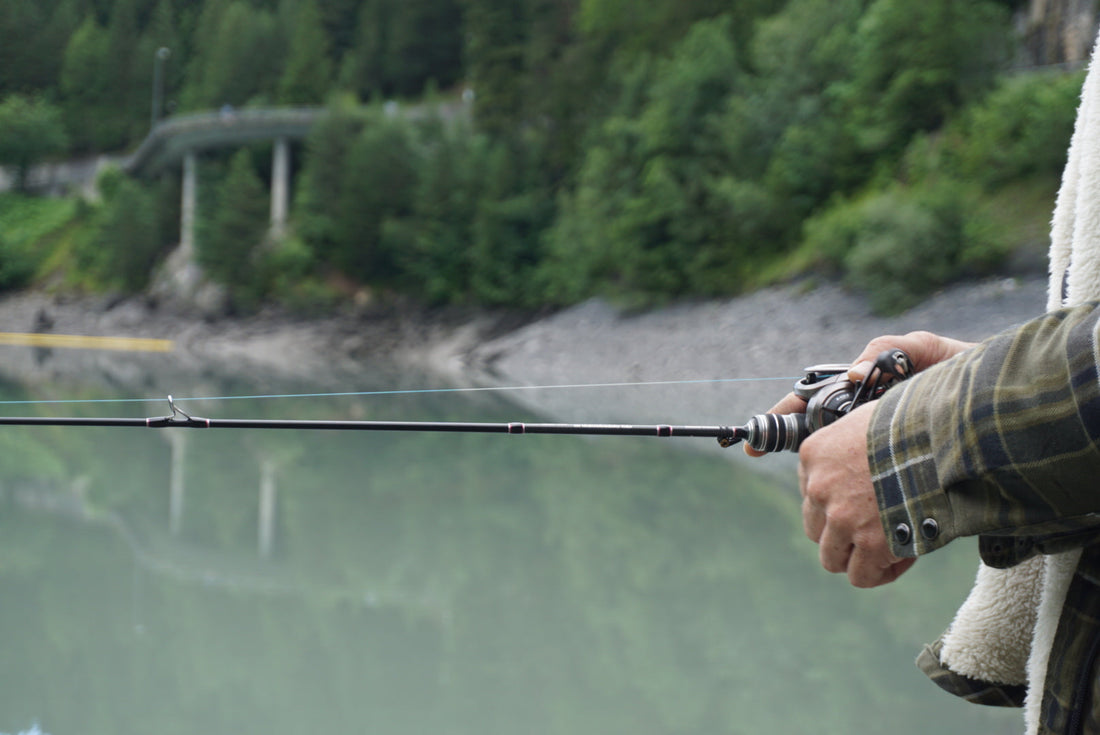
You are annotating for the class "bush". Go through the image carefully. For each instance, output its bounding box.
[78,173,162,291]
[842,192,956,312]
[333,114,418,281]
[0,232,36,290]
[201,149,269,292]
[391,121,490,305]
[843,0,1011,157]
[0,94,69,191]
[933,70,1084,187]
[257,236,340,314]
[803,180,1006,313]
[0,194,80,290]
[540,17,752,304]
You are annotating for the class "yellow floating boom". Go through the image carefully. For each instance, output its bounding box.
[0,332,174,353]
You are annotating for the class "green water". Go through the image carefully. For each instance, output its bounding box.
[0,369,1017,735]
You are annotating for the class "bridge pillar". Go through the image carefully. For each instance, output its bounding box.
[270,137,290,239]
[167,431,188,536]
[181,151,197,259]
[258,458,278,558]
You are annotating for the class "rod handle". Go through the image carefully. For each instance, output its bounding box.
[741,412,808,453]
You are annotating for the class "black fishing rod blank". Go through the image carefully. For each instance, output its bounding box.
[0,400,747,443]
[0,351,912,453]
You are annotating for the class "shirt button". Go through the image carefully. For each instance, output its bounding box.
[921,518,940,540]
[894,523,912,546]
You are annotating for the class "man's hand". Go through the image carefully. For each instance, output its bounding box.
[797,403,916,587]
[739,330,972,584]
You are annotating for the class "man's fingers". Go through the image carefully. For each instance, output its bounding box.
[818,523,854,575]
[767,392,808,416]
[847,359,875,383]
[848,331,977,381]
[801,495,825,543]
[848,547,918,588]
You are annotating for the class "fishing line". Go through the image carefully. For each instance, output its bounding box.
[0,375,803,408]
[0,349,914,454]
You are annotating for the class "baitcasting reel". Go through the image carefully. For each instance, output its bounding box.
[727,349,913,453]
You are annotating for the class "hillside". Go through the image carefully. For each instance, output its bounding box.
[0,0,1089,315]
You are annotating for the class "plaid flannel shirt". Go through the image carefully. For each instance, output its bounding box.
[869,302,1100,560]
[868,302,1100,734]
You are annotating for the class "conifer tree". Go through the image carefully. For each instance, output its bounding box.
[0,95,69,191]
[461,0,528,136]
[0,0,81,96]
[92,177,162,291]
[182,1,282,109]
[278,0,333,105]
[202,150,269,294]
[60,16,113,150]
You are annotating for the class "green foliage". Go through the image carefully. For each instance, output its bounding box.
[254,235,340,314]
[59,16,115,150]
[0,194,77,291]
[294,95,368,253]
[334,114,419,281]
[0,0,79,96]
[58,1,155,151]
[294,106,421,285]
[803,180,1007,313]
[392,120,490,304]
[277,0,333,105]
[579,0,781,60]
[182,1,282,110]
[0,0,1076,313]
[75,169,163,291]
[460,0,529,137]
[843,0,1012,157]
[929,70,1084,187]
[469,139,553,305]
[338,0,463,99]
[200,149,270,302]
[541,17,754,303]
[0,95,69,191]
[750,0,862,95]
[744,0,866,216]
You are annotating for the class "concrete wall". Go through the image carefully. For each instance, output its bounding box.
[0,155,123,199]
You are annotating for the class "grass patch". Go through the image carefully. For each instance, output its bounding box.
[0,194,78,247]
[0,194,82,291]
[974,175,1059,271]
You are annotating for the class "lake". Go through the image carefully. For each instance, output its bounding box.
[0,362,1017,735]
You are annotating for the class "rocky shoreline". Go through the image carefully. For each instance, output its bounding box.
[0,276,1049,452]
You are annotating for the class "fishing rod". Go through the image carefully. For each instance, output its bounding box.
[0,351,911,453]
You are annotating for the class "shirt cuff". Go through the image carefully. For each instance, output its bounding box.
[868,380,956,557]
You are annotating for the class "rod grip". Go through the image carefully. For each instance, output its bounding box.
[742,412,808,453]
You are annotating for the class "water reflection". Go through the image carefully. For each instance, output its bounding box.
[0,374,1017,735]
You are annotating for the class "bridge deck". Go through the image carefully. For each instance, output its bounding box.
[124,107,327,176]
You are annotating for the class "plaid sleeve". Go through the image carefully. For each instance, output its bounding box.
[867,302,1100,558]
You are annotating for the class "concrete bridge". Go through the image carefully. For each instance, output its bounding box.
[124,101,464,284]
[124,106,327,259]
[1,99,468,304]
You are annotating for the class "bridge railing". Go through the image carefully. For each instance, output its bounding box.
[124,106,328,177]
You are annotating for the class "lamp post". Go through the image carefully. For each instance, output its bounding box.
[151,47,171,129]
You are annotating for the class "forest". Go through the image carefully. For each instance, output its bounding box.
[0,0,1085,313]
